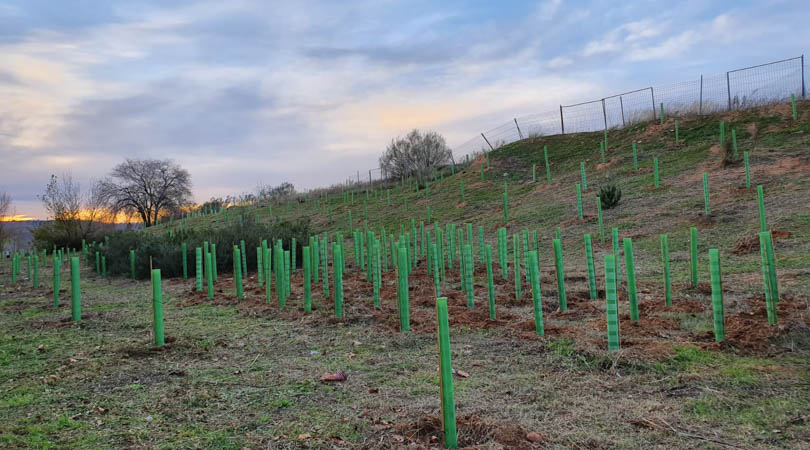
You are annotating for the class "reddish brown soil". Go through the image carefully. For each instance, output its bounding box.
[394,415,539,449]
[177,257,809,360]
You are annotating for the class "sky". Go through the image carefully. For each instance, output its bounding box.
[1,0,808,220]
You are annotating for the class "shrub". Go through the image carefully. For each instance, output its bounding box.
[599,183,622,209]
[100,218,311,280]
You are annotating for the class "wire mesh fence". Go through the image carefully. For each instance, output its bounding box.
[339,55,806,190]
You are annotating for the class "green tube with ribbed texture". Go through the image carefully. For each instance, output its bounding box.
[690,227,698,287]
[182,243,188,280]
[513,234,521,300]
[529,250,544,336]
[485,244,494,319]
[206,251,214,299]
[759,233,776,325]
[397,245,409,331]
[584,234,596,299]
[553,238,566,311]
[435,297,457,449]
[303,246,311,311]
[576,183,583,220]
[660,234,671,306]
[152,269,164,347]
[464,244,473,308]
[744,151,751,188]
[71,257,81,321]
[580,162,587,191]
[624,238,638,321]
[604,254,619,351]
[757,185,766,232]
[543,145,551,184]
[709,249,724,342]
[195,247,203,291]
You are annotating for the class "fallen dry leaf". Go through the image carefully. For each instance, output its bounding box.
[297,433,311,440]
[456,370,470,378]
[320,369,347,382]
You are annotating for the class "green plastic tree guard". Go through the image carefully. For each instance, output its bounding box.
[624,238,638,321]
[611,228,621,286]
[757,185,767,232]
[205,252,214,299]
[532,163,537,183]
[234,246,244,299]
[334,243,344,317]
[71,257,81,321]
[374,240,381,307]
[53,254,60,307]
[195,247,203,291]
[675,120,679,143]
[264,248,272,303]
[478,226,484,264]
[660,103,664,125]
[152,269,165,347]
[690,227,699,287]
[543,145,551,184]
[485,245,495,319]
[791,94,797,120]
[660,234,672,306]
[759,233,776,325]
[702,173,710,215]
[553,238,566,311]
[240,240,247,278]
[763,232,779,303]
[604,254,620,352]
[529,250,544,336]
[632,142,638,171]
[397,246,410,332]
[503,188,508,223]
[576,183,583,220]
[584,234,597,299]
[101,256,106,280]
[130,250,136,280]
[182,243,188,280]
[435,297,458,449]
[744,152,751,188]
[720,121,725,146]
[303,246,311,312]
[732,128,738,159]
[257,247,263,287]
[708,249,725,342]
[464,244,474,308]
[600,141,605,164]
[33,254,39,288]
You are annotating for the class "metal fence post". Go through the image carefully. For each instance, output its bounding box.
[601,99,607,131]
[514,118,523,140]
[699,74,703,115]
[619,96,625,127]
[650,87,656,121]
[481,133,494,151]
[726,71,732,111]
[802,54,806,98]
[559,105,565,134]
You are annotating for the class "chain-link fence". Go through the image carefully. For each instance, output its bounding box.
[338,55,806,190]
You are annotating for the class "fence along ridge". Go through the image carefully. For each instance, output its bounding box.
[338,55,806,189]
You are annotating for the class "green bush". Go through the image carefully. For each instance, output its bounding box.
[101,218,311,280]
[599,183,622,209]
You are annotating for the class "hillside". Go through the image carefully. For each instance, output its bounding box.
[165,100,810,295]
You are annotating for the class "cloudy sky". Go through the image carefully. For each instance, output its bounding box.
[1,0,807,219]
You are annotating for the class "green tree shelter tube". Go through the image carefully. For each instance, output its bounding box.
[464,244,474,308]
[757,185,767,233]
[513,234,521,300]
[576,183,583,220]
[553,238,566,311]
[528,250,544,335]
[624,238,638,321]
[334,242,344,318]
[152,269,165,347]
[708,249,725,342]
[604,254,619,352]
[53,254,61,307]
[233,246,244,299]
[71,257,81,321]
[543,145,551,184]
[584,234,597,300]
[485,245,495,319]
[660,234,672,306]
[759,233,776,325]
[435,297,458,449]
[195,247,203,291]
[303,246,311,312]
[206,251,214,299]
[397,246,410,332]
[182,243,188,280]
[690,227,699,287]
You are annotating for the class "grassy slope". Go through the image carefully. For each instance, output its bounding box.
[2,102,810,448]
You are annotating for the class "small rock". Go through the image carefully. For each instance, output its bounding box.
[527,432,546,442]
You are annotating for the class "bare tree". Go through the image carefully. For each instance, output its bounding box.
[379,129,452,183]
[0,191,12,246]
[40,173,83,242]
[101,158,192,227]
